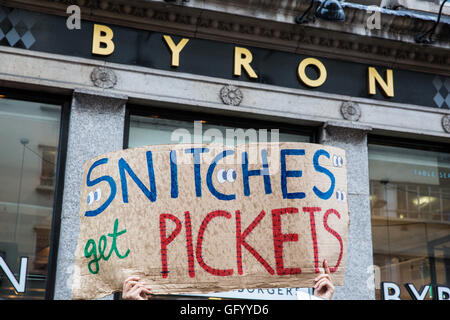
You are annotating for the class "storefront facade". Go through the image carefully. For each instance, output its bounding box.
[0,0,448,300]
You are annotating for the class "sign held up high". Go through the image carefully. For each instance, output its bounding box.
[72,142,350,299]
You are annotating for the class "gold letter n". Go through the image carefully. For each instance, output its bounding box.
[368,67,394,97]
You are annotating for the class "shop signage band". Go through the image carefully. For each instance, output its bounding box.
[93,26,394,98]
[0,5,448,109]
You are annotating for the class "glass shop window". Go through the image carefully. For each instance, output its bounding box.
[128,115,311,148]
[369,143,450,300]
[0,97,62,300]
[125,110,313,300]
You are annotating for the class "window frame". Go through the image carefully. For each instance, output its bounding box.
[368,134,450,153]
[0,86,71,300]
[124,104,319,150]
[368,133,450,297]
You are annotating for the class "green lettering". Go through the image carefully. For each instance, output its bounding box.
[108,218,130,259]
[83,218,130,275]
[84,239,100,274]
[98,235,110,260]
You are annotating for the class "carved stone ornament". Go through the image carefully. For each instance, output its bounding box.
[340,101,361,121]
[220,85,243,106]
[90,67,117,89]
[442,115,450,133]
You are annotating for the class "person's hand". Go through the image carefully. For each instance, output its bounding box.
[313,259,335,300]
[122,276,152,300]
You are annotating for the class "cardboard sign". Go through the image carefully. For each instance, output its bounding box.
[72,142,349,299]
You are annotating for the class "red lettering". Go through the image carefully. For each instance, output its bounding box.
[184,211,195,278]
[271,207,302,275]
[303,207,322,273]
[196,210,234,276]
[323,208,343,273]
[159,213,182,278]
[236,210,274,275]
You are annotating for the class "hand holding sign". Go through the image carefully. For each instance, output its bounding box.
[122,276,152,300]
[313,260,335,300]
[72,142,349,300]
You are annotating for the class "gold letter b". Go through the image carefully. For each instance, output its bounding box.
[92,24,115,56]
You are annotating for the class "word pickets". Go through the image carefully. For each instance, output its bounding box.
[72,142,349,299]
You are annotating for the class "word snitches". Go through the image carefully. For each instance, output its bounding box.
[84,147,338,218]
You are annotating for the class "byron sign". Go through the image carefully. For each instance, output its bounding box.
[72,142,349,299]
[0,5,447,109]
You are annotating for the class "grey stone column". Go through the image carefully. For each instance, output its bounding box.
[54,89,127,300]
[319,121,375,300]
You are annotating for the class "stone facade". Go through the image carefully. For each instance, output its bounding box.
[0,0,448,300]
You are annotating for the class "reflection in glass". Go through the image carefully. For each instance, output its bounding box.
[0,98,61,300]
[369,144,450,300]
[128,116,309,148]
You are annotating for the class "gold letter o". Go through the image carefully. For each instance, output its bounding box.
[297,58,327,88]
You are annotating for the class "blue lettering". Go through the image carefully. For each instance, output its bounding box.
[185,148,209,197]
[206,150,236,200]
[85,158,117,217]
[170,150,178,198]
[118,151,157,203]
[242,149,272,196]
[312,149,335,200]
[280,149,305,199]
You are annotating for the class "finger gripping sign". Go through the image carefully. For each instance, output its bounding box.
[72,142,349,299]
